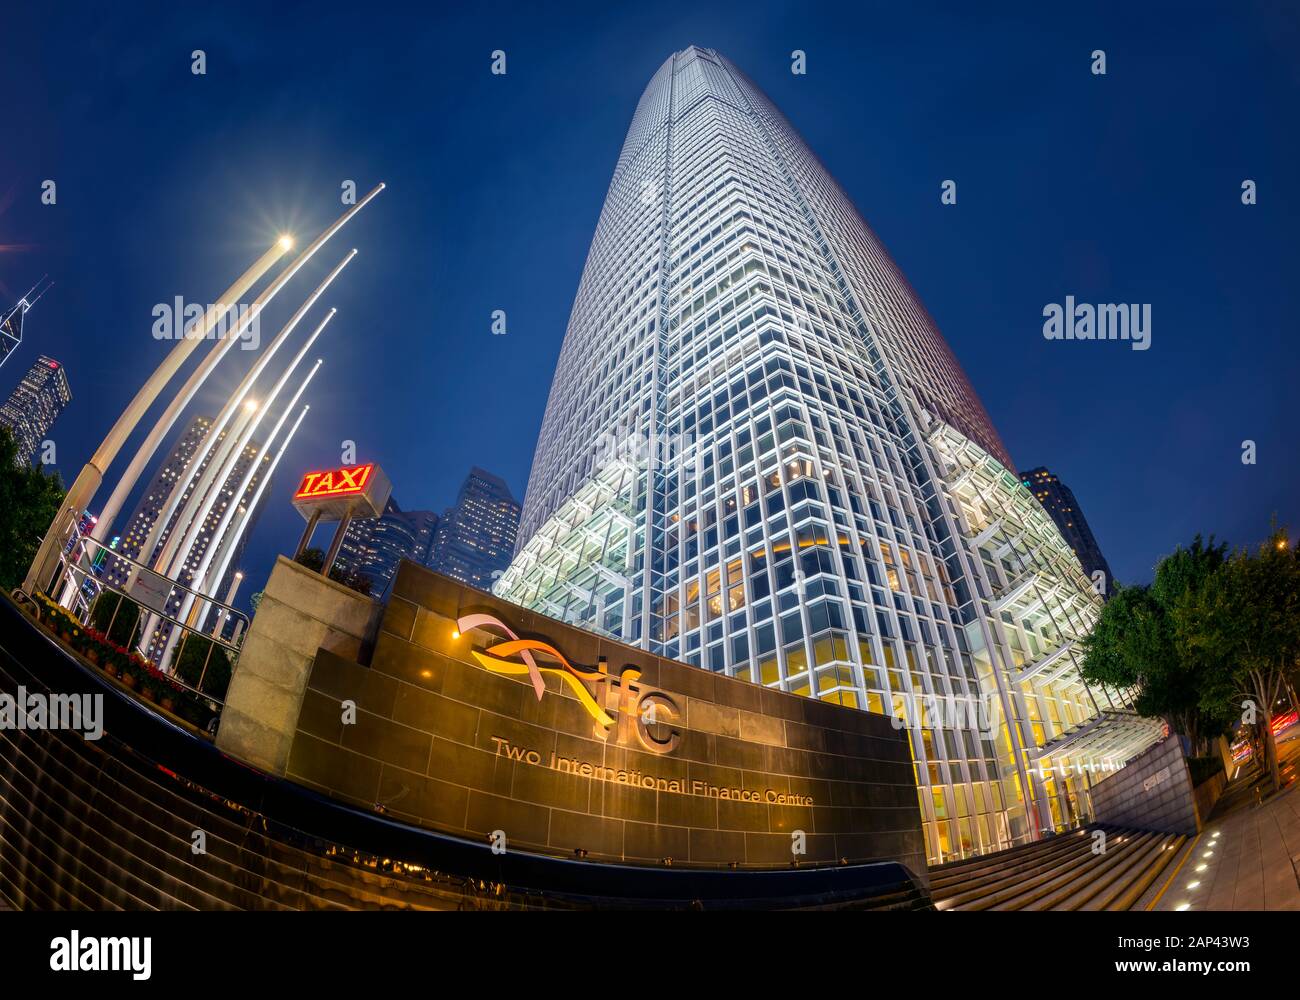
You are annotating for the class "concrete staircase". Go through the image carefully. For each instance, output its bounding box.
[929,826,1185,911]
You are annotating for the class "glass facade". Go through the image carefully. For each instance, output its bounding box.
[333,498,439,597]
[498,47,1160,862]
[428,467,521,592]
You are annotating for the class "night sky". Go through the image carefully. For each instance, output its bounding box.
[2,1,1297,608]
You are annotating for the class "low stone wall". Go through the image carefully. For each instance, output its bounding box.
[1192,769,1228,827]
[282,561,928,875]
[217,556,383,775]
[1089,737,1198,836]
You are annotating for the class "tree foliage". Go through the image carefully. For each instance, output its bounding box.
[1079,535,1232,753]
[0,426,66,591]
[1083,527,1300,793]
[1175,529,1300,791]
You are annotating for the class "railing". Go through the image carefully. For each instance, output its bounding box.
[31,513,249,706]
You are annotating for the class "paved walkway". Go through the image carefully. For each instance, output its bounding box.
[1149,732,1300,911]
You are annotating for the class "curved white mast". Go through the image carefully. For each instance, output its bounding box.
[156,306,337,586]
[161,360,322,665]
[141,251,354,581]
[207,403,310,609]
[27,239,290,596]
[172,345,325,599]
[178,403,311,654]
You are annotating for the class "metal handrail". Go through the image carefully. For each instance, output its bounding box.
[39,514,248,698]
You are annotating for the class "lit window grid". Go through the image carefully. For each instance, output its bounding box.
[502,48,1149,862]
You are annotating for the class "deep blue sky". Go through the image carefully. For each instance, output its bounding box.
[2,1,1297,607]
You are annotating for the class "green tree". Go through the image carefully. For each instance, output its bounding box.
[1177,529,1300,792]
[0,426,67,591]
[1078,535,1231,754]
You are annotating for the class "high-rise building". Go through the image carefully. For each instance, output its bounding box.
[0,355,71,464]
[1019,466,1114,594]
[427,467,520,591]
[105,414,268,658]
[0,279,51,372]
[497,46,1160,862]
[0,299,26,371]
[332,497,439,596]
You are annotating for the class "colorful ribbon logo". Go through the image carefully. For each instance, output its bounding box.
[456,613,615,728]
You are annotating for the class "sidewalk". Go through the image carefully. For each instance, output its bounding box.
[1149,736,1300,911]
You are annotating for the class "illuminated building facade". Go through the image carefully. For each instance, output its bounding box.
[498,46,1160,862]
[332,497,439,596]
[1019,466,1114,594]
[0,355,71,464]
[428,467,520,592]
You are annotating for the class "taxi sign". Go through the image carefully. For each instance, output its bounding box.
[291,462,390,522]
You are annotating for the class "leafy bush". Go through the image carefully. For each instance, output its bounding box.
[32,592,221,732]
[294,546,373,596]
[174,634,233,701]
[89,590,142,647]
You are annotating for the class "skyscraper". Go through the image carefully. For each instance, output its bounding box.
[1019,466,1114,594]
[332,497,439,596]
[427,467,520,591]
[0,299,26,371]
[0,279,52,372]
[0,355,71,464]
[105,414,268,658]
[498,47,1159,862]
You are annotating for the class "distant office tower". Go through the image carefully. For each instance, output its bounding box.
[0,279,51,372]
[428,467,520,591]
[105,414,268,659]
[0,299,25,370]
[0,355,71,464]
[332,497,439,595]
[1019,467,1114,593]
[498,46,1159,862]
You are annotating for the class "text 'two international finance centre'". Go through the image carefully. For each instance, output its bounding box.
[497,46,1161,862]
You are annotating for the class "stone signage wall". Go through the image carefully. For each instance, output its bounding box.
[285,561,927,874]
